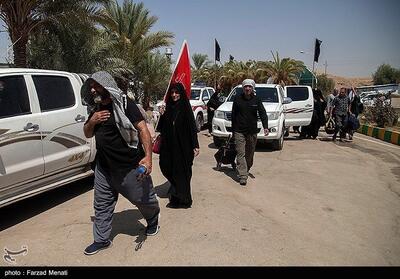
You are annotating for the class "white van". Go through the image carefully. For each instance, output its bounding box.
[0,68,95,208]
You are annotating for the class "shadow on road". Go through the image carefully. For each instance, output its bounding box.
[154,181,170,199]
[90,209,148,251]
[0,177,94,231]
[213,166,238,182]
[284,136,303,141]
[318,136,333,141]
[208,142,275,153]
[108,209,146,241]
[254,143,275,153]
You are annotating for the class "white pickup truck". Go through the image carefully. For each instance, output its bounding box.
[0,68,95,208]
[189,85,215,131]
[212,84,313,150]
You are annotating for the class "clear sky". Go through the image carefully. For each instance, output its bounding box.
[1,0,399,77]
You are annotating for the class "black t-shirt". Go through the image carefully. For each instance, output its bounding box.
[231,93,268,134]
[87,99,145,175]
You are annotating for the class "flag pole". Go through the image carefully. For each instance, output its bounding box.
[312,37,316,89]
[214,39,217,89]
[312,61,315,88]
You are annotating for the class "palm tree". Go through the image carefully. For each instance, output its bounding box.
[192,53,210,70]
[100,0,174,100]
[267,51,305,86]
[191,53,212,84]
[138,51,171,109]
[219,60,269,90]
[101,0,174,67]
[0,0,109,67]
[0,0,39,67]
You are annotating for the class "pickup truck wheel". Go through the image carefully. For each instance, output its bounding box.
[213,136,224,147]
[195,114,204,132]
[272,133,284,151]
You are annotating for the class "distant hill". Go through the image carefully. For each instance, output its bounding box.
[325,73,373,89]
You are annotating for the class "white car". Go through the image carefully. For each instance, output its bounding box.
[155,85,215,131]
[212,84,314,150]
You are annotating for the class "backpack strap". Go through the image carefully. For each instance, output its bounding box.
[122,94,128,114]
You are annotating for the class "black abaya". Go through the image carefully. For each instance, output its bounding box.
[157,98,199,207]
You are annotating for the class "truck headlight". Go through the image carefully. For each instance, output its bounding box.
[215,110,226,119]
[267,111,279,120]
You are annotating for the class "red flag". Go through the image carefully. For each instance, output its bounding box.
[164,40,191,101]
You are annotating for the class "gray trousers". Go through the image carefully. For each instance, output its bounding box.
[93,164,160,243]
[333,114,348,139]
[234,132,257,180]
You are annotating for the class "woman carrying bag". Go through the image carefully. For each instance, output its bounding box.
[156,83,200,209]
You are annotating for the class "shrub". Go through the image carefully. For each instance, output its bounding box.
[363,95,399,127]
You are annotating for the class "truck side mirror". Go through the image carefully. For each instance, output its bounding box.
[283,97,292,104]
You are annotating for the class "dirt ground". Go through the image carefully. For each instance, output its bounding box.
[1,131,399,266]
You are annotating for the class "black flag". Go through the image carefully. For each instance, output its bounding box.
[229,55,234,61]
[215,39,221,62]
[314,38,322,63]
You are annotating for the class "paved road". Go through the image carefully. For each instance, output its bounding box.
[1,131,399,266]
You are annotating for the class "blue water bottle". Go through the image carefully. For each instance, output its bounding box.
[137,165,147,175]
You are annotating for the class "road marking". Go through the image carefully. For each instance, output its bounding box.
[354,134,400,150]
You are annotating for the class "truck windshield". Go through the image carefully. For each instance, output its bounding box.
[227,87,279,103]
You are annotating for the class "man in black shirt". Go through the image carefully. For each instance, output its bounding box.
[232,79,268,186]
[82,71,160,255]
[329,87,351,142]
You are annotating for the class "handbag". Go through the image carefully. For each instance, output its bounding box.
[325,116,335,135]
[348,114,360,130]
[152,134,161,154]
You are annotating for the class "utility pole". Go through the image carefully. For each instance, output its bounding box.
[324,60,328,75]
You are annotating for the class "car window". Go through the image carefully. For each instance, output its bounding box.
[0,75,31,119]
[286,87,309,101]
[207,89,215,96]
[202,90,210,101]
[190,89,201,100]
[33,75,75,111]
[227,87,279,103]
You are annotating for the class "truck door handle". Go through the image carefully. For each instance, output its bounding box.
[24,123,39,132]
[75,114,86,122]
[305,104,312,107]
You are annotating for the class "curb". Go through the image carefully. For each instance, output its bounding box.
[357,124,400,146]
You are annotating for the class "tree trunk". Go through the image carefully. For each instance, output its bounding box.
[12,36,29,68]
[143,92,151,111]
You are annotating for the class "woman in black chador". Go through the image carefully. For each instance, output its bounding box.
[300,89,326,139]
[157,83,200,208]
